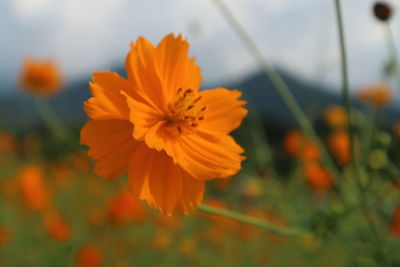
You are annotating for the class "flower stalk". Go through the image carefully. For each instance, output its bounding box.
[33,97,72,143]
[333,0,386,259]
[332,0,363,188]
[198,204,309,237]
[385,24,399,68]
[210,0,345,191]
[362,108,377,164]
[384,23,400,89]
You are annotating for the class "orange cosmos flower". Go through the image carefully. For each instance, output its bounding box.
[283,130,320,162]
[393,122,400,138]
[357,82,392,108]
[44,211,71,242]
[327,131,351,166]
[87,208,106,227]
[152,230,172,251]
[0,131,16,154]
[20,57,62,96]
[75,245,103,267]
[240,178,264,200]
[179,237,197,257]
[0,227,10,247]
[80,34,247,215]
[19,165,50,211]
[72,153,90,172]
[323,105,347,129]
[107,189,144,225]
[390,205,400,236]
[302,162,334,193]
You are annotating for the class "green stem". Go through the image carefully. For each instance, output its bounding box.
[210,0,343,185]
[246,103,276,174]
[33,97,72,143]
[384,23,400,89]
[198,204,309,237]
[385,23,399,69]
[362,108,377,163]
[334,0,385,257]
[333,0,354,161]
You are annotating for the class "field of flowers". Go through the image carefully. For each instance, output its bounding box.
[0,135,348,266]
[1,0,400,266]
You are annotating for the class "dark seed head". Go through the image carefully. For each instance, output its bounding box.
[373,2,393,22]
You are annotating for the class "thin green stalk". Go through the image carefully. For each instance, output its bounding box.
[362,108,377,163]
[334,0,385,257]
[198,204,309,237]
[333,0,354,161]
[385,23,399,70]
[210,0,343,186]
[245,98,277,176]
[384,23,400,89]
[362,108,378,190]
[33,97,72,143]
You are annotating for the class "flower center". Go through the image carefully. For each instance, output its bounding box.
[164,88,206,134]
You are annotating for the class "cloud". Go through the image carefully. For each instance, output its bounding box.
[1,0,399,93]
[10,0,52,20]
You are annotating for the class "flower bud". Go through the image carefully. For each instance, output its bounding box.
[373,2,393,22]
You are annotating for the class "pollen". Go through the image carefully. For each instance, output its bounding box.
[164,88,206,134]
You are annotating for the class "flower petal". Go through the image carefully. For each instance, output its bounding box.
[128,143,204,215]
[123,92,164,141]
[155,34,202,101]
[125,37,166,112]
[83,72,132,120]
[173,132,245,180]
[198,88,247,135]
[80,119,140,179]
[123,34,203,141]
[142,124,245,180]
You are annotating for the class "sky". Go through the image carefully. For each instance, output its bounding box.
[0,0,399,94]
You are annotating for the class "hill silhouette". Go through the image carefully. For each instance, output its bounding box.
[0,67,398,133]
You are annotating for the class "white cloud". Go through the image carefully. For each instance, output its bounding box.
[9,0,52,20]
[1,0,400,93]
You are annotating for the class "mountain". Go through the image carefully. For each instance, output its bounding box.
[0,67,398,133]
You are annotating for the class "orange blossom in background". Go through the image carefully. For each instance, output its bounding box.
[19,57,62,96]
